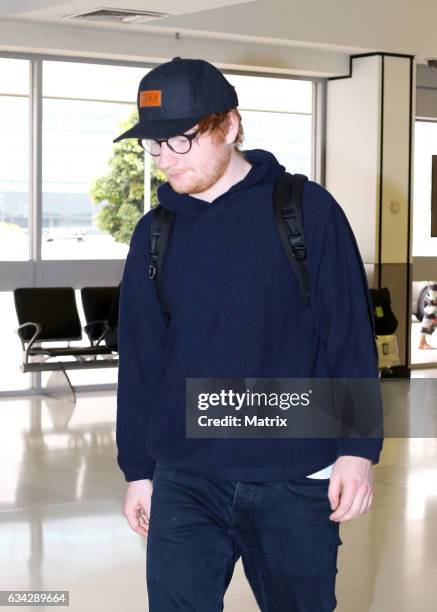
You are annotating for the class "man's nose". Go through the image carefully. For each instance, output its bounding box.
[155,142,177,169]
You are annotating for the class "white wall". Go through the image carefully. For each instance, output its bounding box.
[381,56,413,265]
[326,56,381,264]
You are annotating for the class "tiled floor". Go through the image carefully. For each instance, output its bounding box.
[1,376,437,611]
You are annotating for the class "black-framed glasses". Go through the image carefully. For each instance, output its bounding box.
[138,130,200,156]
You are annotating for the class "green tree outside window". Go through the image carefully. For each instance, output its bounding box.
[90,110,165,245]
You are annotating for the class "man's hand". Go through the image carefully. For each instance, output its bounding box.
[123,478,153,537]
[328,456,374,522]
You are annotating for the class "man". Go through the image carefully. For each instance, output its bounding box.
[114,57,383,611]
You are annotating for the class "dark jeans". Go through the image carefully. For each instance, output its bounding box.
[146,463,342,612]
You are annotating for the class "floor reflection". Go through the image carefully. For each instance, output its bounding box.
[0,385,437,611]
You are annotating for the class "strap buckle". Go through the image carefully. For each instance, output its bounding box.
[291,245,307,261]
[148,263,156,280]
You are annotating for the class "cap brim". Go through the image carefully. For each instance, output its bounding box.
[113,116,206,143]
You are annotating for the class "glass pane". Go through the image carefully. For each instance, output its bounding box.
[0,58,29,96]
[411,121,437,365]
[0,291,31,391]
[226,73,312,113]
[227,74,313,176]
[42,61,148,260]
[43,61,142,102]
[0,59,30,261]
[413,121,437,256]
[411,280,437,364]
[241,110,312,175]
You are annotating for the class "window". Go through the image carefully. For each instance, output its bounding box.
[413,120,437,256]
[411,120,437,365]
[0,56,317,394]
[42,61,147,260]
[226,74,313,174]
[0,59,30,261]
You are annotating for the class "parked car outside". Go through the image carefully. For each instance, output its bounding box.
[412,281,431,321]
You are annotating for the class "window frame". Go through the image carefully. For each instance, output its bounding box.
[0,51,324,394]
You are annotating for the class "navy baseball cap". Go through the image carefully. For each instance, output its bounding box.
[113,57,238,143]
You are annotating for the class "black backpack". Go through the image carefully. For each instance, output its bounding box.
[148,172,309,326]
[369,287,398,335]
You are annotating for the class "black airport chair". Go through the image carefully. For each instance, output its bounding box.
[81,285,120,350]
[13,287,117,401]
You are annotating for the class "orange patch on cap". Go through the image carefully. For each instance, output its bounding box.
[139,90,162,107]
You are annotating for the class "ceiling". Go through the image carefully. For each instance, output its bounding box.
[0,0,436,65]
[0,0,255,22]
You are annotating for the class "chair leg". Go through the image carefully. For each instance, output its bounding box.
[44,367,76,403]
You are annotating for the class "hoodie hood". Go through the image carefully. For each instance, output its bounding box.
[156,149,284,216]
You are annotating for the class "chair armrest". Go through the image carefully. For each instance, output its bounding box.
[16,322,42,366]
[84,320,110,346]
[16,322,41,346]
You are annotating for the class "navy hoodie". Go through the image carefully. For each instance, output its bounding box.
[116,149,383,482]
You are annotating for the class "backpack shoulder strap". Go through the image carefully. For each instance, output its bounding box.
[273,171,310,305]
[149,205,175,325]
[149,173,310,322]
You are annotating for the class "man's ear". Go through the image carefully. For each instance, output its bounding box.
[224,111,239,145]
